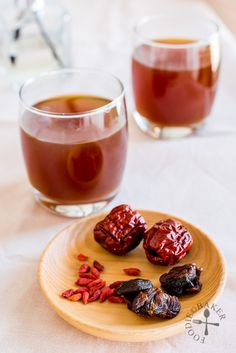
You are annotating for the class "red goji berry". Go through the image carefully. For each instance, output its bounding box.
[82,291,89,304]
[123,268,141,276]
[74,288,88,294]
[93,260,105,272]
[99,287,109,303]
[87,278,102,288]
[109,281,124,289]
[89,281,106,295]
[108,296,125,303]
[78,253,89,261]
[79,273,97,280]
[88,289,101,302]
[75,278,93,286]
[61,289,75,298]
[106,287,115,297]
[91,267,100,278]
[68,293,82,301]
[79,263,90,273]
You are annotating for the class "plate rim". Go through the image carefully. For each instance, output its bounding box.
[38,209,227,342]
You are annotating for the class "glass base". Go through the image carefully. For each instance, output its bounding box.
[133,111,203,139]
[33,188,114,218]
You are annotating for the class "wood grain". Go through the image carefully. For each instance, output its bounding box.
[38,210,226,342]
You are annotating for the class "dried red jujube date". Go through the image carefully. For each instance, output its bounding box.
[94,204,147,255]
[160,263,203,296]
[143,218,193,265]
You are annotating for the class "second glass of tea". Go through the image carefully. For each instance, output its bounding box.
[19,69,128,217]
[132,16,220,139]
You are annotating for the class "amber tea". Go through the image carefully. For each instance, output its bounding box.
[21,95,127,204]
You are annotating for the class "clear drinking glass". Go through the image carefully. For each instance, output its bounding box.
[19,68,128,217]
[132,16,221,139]
[2,0,71,86]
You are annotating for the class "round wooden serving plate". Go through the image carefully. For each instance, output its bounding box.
[38,210,226,342]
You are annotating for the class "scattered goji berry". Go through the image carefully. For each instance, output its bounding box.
[74,288,88,294]
[79,273,97,280]
[108,296,125,303]
[68,293,82,301]
[88,289,101,302]
[91,267,100,278]
[93,260,105,272]
[78,253,89,261]
[106,287,115,297]
[82,291,89,304]
[61,289,75,298]
[109,281,124,289]
[99,287,109,303]
[89,281,106,295]
[79,263,90,273]
[123,268,141,276]
[75,278,93,286]
[87,278,102,288]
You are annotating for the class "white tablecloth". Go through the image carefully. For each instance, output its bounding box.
[0,0,236,352]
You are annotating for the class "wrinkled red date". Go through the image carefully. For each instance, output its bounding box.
[94,204,147,255]
[143,219,193,265]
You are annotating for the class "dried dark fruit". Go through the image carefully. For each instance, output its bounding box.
[160,263,203,296]
[115,279,153,296]
[131,288,181,319]
[123,268,141,276]
[115,278,153,309]
[143,219,193,265]
[94,204,147,255]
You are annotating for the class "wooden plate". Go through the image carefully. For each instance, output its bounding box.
[38,210,226,342]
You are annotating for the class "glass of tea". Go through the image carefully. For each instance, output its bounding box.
[19,68,128,217]
[132,16,220,139]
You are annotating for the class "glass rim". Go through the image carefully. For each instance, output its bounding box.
[19,68,125,119]
[134,15,220,49]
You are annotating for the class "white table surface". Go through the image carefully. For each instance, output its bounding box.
[0,0,236,352]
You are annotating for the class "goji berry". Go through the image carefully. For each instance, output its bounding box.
[88,289,101,302]
[108,296,125,303]
[79,263,90,273]
[99,287,109,303]
[61,289,75,298]
[75,278,93,286]
[74,288,88,294]
[68,293,82,301]
[87,278,102,288]
[79,273,97,280]
[82,291,89,304]
[78,253,89,261]
[106,287,115,297]
[109,281,124,289]
[91,267,100,278]
[123,268,141,276]
[93,260,105,272]
[89,281,106,295]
